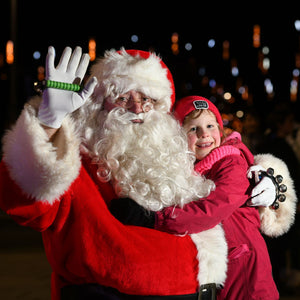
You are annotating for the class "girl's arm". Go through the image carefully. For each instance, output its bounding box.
[155,155,249,235]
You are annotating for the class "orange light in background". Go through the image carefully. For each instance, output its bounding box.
[222,40,230,60]
[0,53,4,68]
[253,25,260,48]
[171,33,179,55]
[37,66,45,81]
[295,53,300,68]
[6,40,14,64]
[89,38,96,61]
[290,78,298,102]
[171,32,178,43]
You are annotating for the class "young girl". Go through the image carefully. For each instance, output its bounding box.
[110,94,296,299]
[155,95,279,299]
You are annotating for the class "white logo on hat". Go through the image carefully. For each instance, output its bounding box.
[193,100,208,110]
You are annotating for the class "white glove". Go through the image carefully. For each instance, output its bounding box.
[38,46,98,128]
[247,165,276,207]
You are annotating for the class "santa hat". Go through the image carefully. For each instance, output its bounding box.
[90,48,175,112]
[173,95,223,130]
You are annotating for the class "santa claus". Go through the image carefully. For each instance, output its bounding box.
[0,46,296,300]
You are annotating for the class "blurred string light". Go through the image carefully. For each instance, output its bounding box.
[88,38,96,61]
[209,79,216,88]
[258,46,270,74]
[262,46,269,55]
[222,40,230,60]
[198,67,206,76]
[236,110,244,118]
[253,24,261,48]
[6,40,14,64]
[0,53,4,69]
[290,79,298,101]
[171,32,179,55]
[33,51,41,60]
[290,68,299,101]
[37,66,45,81]
[294,20,300,31]
[208,39,215,48]
[185,43,192,51]
[231,66,239,76]
[131,35,138,43]
[295,53,300,69]
[231,59,239,76]
[263,57,270,70]
[264,78,274,98]
[293,69,300,77]
[224,92,232,100]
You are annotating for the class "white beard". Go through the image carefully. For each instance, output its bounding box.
[77,107,215,211]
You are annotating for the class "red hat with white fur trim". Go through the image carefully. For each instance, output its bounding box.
[174,95,223,130]
[90,48,175,112]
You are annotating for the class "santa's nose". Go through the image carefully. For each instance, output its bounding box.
[127,98,144,114]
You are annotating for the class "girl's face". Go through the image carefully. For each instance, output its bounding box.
[183,110,221,161]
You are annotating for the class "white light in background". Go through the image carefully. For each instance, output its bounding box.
[264,78,273,94]
[131,35,138,43]
[231,66,239,76]
[224,92,232,100]
[262,46,269,55]
[295,20,300,31]
[185,43,192,51]
[208,39,215,48]
[33,51,41,60]
[236,110,244,118]
[209,79,216,88]
[293,69,300,77]
[263,57,270,70]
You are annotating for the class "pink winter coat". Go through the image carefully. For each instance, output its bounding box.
[156,132,279,299]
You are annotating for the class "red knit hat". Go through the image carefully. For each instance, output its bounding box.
[173,95,223,130]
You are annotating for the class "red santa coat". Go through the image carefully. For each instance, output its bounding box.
[156,133,279,299]
[0,157,203,299]
[0,103,297,299]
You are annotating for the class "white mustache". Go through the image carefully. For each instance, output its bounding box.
[126,112,146,121]
[112,108,146,122]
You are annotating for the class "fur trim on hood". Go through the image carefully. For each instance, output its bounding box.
[254,153,298,237]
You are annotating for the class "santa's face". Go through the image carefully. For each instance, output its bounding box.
[78,90,214,211]
[104,90,155,123]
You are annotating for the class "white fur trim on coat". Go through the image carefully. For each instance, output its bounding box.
[190,224,228,287]
[254,153,297,237]
[2,97,81,204]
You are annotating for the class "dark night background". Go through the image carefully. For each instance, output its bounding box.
[1,1,300,299]
[1,1,300,139]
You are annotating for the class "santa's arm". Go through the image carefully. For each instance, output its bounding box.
[0,97,82,229]
[253,153,297,237]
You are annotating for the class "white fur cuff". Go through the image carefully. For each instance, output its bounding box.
[254,154,297,237]
[2,97,81,204]
[190,224,228,287]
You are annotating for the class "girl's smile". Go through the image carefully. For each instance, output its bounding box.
[183,110,221,161]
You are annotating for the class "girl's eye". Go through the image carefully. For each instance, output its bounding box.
[189,127,197,132]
